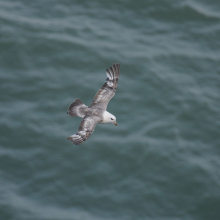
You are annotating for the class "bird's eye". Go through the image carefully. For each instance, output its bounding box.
[111,118,113,120]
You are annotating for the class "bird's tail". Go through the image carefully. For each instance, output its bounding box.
[67,98,88,118]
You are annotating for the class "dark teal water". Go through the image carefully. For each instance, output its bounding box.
[1,0,220,219]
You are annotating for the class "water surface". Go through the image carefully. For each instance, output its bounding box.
[0,0,220,219]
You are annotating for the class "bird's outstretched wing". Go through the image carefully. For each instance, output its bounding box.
[67,115,100,145]
[89,63,120,110]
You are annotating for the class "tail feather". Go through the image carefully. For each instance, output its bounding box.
[67,98,88,117]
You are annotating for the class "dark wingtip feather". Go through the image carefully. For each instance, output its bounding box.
[112,63,120,78]
[107,63,119,79]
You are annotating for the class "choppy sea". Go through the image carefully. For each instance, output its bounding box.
[0,0,220,219]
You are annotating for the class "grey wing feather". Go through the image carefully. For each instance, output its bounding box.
[89,63,120,110]
[67,115,100,145]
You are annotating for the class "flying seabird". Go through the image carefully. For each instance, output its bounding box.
[67,63,120,145]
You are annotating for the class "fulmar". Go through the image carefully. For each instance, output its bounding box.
[67,63,120,145]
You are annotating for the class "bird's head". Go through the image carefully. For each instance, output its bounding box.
[103,111,117,126]
[110,115,117,126]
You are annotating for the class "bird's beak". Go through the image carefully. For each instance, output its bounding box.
[114,122,117,126]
